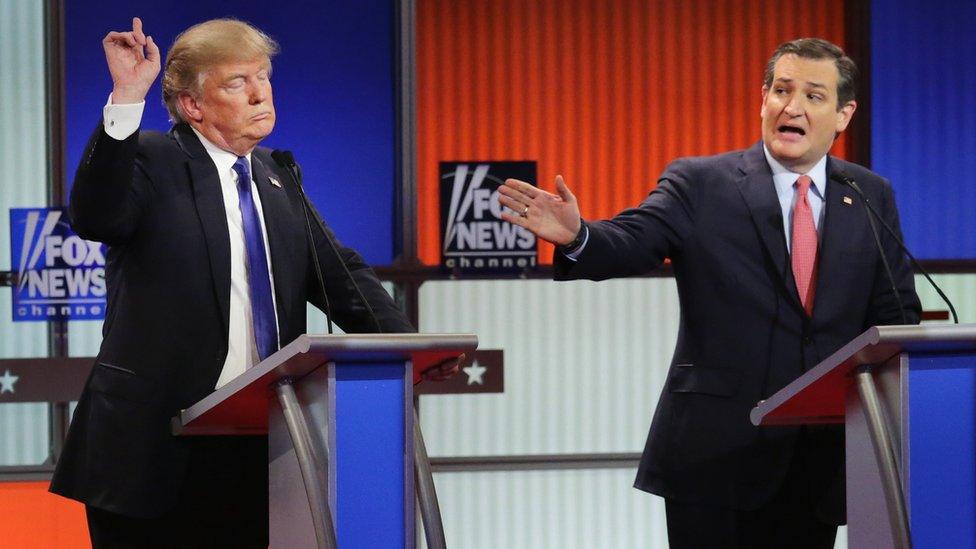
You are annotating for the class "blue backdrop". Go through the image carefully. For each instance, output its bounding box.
[64,1,398,265]
[872,0,976,260]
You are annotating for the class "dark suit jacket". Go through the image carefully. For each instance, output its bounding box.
[554,142,920,520]
[50,123,414,518]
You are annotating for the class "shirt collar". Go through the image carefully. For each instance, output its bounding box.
[190,126,252,180]
[762,143,828,200]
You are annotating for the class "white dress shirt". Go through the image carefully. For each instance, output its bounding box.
[103,97,281,388]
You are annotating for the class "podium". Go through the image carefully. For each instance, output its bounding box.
[751,324,976,549]
[175,333,478,549]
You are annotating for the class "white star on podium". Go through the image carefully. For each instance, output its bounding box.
[462,361,486,385]
[0,369,19,394]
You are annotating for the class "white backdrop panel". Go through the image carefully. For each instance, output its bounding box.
[0,0,50,467]
[419,468,668,549]
[418,278,680,456]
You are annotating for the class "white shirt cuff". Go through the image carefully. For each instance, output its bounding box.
[562,225,590,261]
[103,94,145,140]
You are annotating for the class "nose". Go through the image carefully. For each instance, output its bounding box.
[249,81,269,104]
[784,93,804,117]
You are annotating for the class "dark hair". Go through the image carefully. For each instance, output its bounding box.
[763,38,857,109]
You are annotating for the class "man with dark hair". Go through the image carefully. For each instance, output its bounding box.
[500,37,920,548]
[50,17,456,547]
[764,38,859,107]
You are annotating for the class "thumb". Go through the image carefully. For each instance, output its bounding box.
[555,175,575,202]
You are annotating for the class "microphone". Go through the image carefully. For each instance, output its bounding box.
[830,170,958,324]
[271,150,334,334]
[271,150,383,333]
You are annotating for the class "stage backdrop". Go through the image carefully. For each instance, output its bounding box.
[871,0,976,260]
[64,1,399,265]
[415,0,850,265]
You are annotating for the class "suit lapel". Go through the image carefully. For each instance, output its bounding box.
[813,159,861,316]
[733,142,803,312]
[172,124,231,338]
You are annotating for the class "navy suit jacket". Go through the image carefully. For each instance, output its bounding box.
[50,123,414,518]
[554,142,921,519]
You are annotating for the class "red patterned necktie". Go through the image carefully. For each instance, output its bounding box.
[791,175,818,316]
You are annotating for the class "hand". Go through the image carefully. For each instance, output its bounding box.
[421,353,465,382]
[498,175,582,246]
[103,17,161,104]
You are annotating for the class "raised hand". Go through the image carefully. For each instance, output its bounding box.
[498,175,582,246]
[103,17,160,104]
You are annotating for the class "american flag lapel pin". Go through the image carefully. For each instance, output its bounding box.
[269,177,282,188]
[843,196,853,205]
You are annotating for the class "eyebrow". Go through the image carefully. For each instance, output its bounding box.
[774,77,828,90]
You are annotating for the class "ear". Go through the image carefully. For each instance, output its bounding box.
[835,99,857,133]
[177,92,204,123]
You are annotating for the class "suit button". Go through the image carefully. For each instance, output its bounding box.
[803,336,813,345]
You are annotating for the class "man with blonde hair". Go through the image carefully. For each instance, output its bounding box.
[50,17,454,546]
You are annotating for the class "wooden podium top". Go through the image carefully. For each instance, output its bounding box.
[750,324,976,426]
[176,333,478,435]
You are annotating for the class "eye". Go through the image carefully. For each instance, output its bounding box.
[774,87,788,95]
[807,93,824,102]
[222,77,246,91]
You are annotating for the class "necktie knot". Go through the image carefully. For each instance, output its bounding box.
[795,174,812,194]
[233,157,251,188]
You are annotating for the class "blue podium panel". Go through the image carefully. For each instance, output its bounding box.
[334,363,408,548]
[908,352,976,547]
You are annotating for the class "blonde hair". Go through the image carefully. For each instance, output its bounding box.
[162,19,279,122]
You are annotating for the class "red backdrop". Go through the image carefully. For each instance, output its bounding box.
[416,0,849,264]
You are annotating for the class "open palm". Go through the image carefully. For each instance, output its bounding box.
[498,175,582,246]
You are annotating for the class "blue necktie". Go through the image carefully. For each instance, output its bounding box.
[232,157,278,361]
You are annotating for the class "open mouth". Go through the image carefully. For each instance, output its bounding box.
[778,125,806,136]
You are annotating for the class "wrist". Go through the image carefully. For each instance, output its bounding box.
[111,85,147,105]
[558,220,587,252]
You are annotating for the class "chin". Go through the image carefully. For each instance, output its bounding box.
[770,144,806,162]
[250,120,275,140]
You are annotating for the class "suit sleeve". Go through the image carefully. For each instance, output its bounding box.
[68,124,153,245]
[864,180,922,326]
[554,160,697,280]
[304,202,415,334]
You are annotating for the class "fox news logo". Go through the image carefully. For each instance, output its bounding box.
[9,208,106,321]
[440,161,537,274]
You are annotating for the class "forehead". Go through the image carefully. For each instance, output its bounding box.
[771,54,839,89]
[208,58,272,79]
